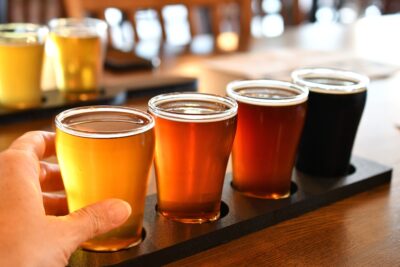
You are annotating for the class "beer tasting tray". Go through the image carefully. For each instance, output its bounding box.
[69,156,392,267]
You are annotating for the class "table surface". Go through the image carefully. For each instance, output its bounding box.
[2,15,400,266]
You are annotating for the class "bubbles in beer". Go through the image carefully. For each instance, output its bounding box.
[149,93,238,122]
[304,77,357,86]
[157,100,230,115]
[237,87,299,100]
[291,68,369,94]
[61,111,150,134]
[53,27,99,38]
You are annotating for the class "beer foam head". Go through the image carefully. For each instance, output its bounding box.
[48,18,107,38]
[226,80,308,106]
[55,106,154,138]
[0,23,48,44]
[148,92,238,122]
[291,68,369,94]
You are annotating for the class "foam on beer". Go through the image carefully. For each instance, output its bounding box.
[49,18,107,38]
[227,80,308,106]
[291,68,369,94]
[55,106,155,139]
[148,93,238,123]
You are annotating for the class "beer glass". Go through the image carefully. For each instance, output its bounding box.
[49,18,107,99]
[0,23,47,109]
[227,80,308,199]
[292,68,369,177]
[148,93,237,223]
[55,106,155,251]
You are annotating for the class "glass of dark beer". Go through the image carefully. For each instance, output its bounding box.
[227,80,308,199]
[291,68,369,177]
[148,92,237,223]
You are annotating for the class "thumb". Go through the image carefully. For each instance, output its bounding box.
[60,199,131,251]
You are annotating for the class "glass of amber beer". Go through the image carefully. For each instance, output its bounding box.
[49,18,107,99]
[0,23,47,109]
[292,68,369,177]
[55,106,155,251]
[227,80,308,199]
[148,93,237,223]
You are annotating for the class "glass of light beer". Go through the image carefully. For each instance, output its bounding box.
[49,18,107,99]
[227,80,308,199]
[148,93,237,223]
[55,106,155,251]
[0,23,47,109]
[292,68,369,177]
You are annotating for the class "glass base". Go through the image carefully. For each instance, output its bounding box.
[80,234,142,252]
[60,89,102,101]
[231,183,290,200]
[158,210,220,224]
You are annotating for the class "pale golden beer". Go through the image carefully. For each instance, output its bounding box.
[0,24,47,109]
[49,18,107,98]
[55,106,155,251]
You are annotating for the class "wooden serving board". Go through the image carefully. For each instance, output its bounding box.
[69,156,392,267]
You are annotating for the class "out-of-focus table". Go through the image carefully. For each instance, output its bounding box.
[1,15,400,266]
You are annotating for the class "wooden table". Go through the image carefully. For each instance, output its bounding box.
[2,15,400,266]
[168,16,400,266]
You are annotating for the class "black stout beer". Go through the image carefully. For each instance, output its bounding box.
[291,68,369,177]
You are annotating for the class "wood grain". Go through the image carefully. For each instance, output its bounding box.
[1,15,400,266]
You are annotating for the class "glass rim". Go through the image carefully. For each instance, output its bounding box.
[148,92,238,122]
[55,105,154,139]
[48,17,107,31]
[0,23,48,42]
[226,80,308,106]
[291,68,369,94]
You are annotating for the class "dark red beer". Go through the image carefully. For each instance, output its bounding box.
[149,93,237,223]
[227,80,308,199]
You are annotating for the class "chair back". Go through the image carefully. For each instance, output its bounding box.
[64,0,252,50]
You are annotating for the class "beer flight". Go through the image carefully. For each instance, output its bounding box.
[0,19,369,252]
[0,18,106,108]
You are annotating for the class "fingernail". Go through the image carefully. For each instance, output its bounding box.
[108,200,132,226]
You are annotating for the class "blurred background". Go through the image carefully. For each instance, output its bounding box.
[1,0,399,56]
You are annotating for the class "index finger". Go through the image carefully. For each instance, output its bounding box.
[9,131,55,160]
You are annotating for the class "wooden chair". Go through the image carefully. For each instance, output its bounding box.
[252,0,304,26]
[63,0,252,50]
[2,0,65,23]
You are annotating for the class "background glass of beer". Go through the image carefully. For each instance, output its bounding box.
[292,68,369,177]
[227,80,308,199]
[0,23,47,109]
[49,18,107,99]
[55,106,155,251]
[148,93,237,223]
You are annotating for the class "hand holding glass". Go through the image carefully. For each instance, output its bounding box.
[56,106,155,251]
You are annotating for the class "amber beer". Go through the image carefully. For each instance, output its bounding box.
[148,93,237,223]
[227,80,308,199]
[0,24,47,109]
[55,106,155,251]
[292,68,369,177]
[49,18,107,97]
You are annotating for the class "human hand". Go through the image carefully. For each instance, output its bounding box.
[0,131,131,267]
